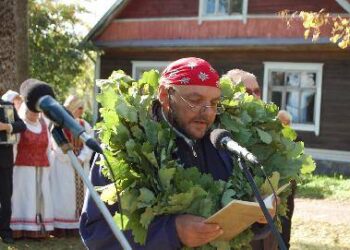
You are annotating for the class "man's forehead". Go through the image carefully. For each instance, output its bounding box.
[244,77,259,89]
[175,85,221,98]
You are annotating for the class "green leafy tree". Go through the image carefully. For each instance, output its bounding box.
[280,9,350,49]
[29,0,95,102]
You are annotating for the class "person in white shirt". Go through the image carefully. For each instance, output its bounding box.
[50,95,93,236]
[11,100,53,239]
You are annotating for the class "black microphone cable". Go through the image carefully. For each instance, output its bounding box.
[256,164,279,225]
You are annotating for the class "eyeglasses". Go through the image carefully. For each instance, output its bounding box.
[246,87,261,98]
[170,89,224,114]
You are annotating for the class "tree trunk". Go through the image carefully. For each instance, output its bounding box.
[0,0,28,96]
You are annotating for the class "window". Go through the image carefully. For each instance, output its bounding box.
[132,61,171,79]
[205,0,243,15]
[263,62,323,135]
[199,0,248,22]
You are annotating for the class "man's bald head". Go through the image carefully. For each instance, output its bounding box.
[225,69,261,99]
[277,110,292,126]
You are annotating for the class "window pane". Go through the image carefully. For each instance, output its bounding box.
[206,0,216,14]
[286,72,300,87]
[300,72,316,87]
[286,91,315,123]
[286,91,300,122]
[301,90,315,123]
[218,0,229,14]
[271,91,282,107]
[271,71,285,86]
[229,0,243,14]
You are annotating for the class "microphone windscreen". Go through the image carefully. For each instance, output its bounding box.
[21,79,55,112]
[210,129,232,149]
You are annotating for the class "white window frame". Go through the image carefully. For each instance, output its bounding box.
[132,61,171,79]
[263,62,324,136]
[198,0,248,24]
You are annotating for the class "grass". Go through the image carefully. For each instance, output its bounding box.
[0,236,85,250]
[296,174,350,201]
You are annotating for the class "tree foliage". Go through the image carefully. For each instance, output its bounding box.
[279,9,350,49]
[29,0,95,101]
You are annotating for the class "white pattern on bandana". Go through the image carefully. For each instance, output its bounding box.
[188,62,197,69]
[169,70,179,78]
[198,72,209,82]
[180,77,190,84]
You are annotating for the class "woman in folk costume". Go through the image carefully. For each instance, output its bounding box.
[10,94,54,238]
[51,95,93,235]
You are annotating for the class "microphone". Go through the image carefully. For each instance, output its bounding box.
[24,81,102,153]
[210,129,258,164]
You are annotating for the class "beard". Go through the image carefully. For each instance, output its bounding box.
[168,103,211,140]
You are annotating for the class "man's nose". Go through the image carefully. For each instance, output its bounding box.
[200,106,216,115]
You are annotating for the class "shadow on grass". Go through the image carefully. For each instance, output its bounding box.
[296,185,332,199]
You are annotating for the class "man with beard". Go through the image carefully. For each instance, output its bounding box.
[80,58,274,249]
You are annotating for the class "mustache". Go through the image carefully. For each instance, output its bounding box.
[191,116,210,124]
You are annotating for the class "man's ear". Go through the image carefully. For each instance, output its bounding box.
[158,85,170,111]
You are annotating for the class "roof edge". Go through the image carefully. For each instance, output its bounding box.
[92,37,332,48]
[336,0,350,13]
[83,0,129,43]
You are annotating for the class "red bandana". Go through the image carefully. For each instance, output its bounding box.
[160,57,219,88]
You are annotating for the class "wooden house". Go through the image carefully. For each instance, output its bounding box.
[85,0,350,172]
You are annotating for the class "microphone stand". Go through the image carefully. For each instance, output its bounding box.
[50,126,132,250]
[237,156,287,250]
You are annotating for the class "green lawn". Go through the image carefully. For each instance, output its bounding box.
[297,174,350,200]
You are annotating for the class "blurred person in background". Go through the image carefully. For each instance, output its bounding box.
[225,69,261,99]
[10,79,53,239]
[2,90,23,111]
[0,90,26,244]
[51,95,93,236]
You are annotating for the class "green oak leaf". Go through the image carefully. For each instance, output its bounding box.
[221,189,236,206]
[137,188,156,208]
[159,167,176,190]
[300,154,317,174]
[113,212,129,230]
[256,128,273,144]
[115,98,138,123]
[140,207,155,228]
